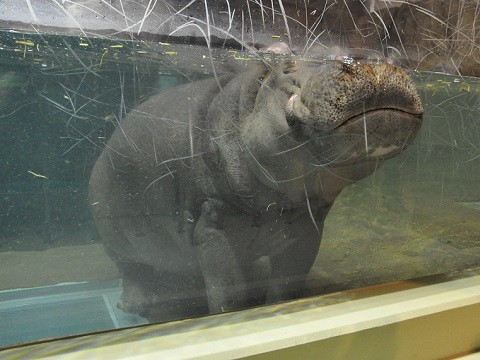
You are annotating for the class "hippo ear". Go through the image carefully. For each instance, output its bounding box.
[265,42,291,55]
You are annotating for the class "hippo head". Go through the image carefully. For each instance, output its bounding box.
[240,52,423,201]
[283,59,424,165]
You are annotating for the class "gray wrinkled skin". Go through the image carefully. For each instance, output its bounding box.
[89,58,423,321]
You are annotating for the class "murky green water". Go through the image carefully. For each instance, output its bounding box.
[0,30,479,348]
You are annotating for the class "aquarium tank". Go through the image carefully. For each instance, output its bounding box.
[0,0,479,351]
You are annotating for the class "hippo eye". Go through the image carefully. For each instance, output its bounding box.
[283,66,298,74]
[282,59,298,74]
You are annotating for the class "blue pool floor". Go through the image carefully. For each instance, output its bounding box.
[0,280,148,348]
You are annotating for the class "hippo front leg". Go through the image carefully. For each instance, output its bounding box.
[193,199,247,313]
[266,209,328,303]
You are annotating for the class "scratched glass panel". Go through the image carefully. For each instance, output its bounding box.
[0,0,479,350]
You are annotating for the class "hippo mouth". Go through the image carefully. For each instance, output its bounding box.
[286,103,423,139]
[284,107,425,165]
[338,108,423,129]
[285,92,423,135]
[322,108,424,163]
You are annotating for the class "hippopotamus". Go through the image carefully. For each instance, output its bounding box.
[89,48,423,321]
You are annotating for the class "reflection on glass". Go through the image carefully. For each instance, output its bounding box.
[0,28,478,349]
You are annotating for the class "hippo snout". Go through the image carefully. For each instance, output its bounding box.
[283,61,424,165]
[287,62,423,133]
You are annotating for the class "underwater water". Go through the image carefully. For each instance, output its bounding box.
[0,30,479,347]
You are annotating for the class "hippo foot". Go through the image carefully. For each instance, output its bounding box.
[147,298,209,323]
[118,278,160,317]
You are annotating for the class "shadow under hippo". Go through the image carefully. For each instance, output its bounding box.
[89,51,423,322]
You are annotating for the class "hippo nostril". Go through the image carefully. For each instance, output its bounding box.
[341,63,356,75]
